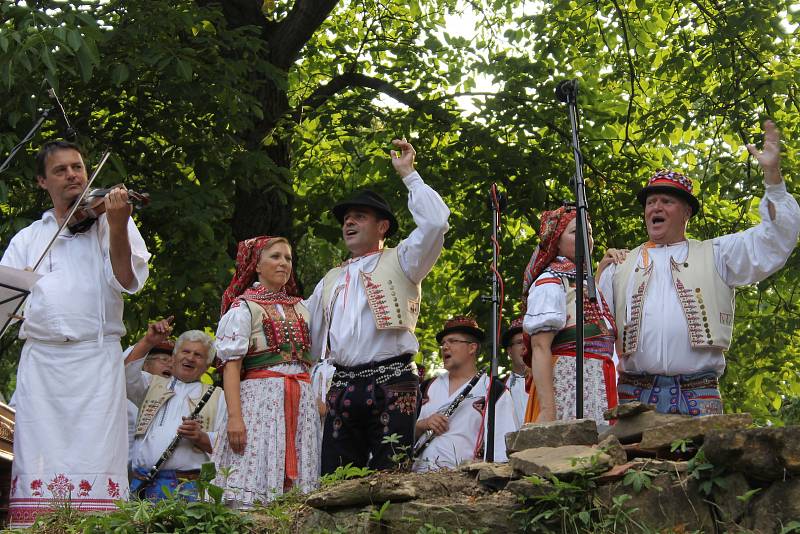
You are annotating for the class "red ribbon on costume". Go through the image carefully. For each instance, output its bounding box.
[523,350,617,423]
[242,369,310,481]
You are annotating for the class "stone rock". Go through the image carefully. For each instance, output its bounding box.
[708,472,750,526]
[306,478,419,508]
[595,472,715,531]
[296,505,371,532]
[509,444,617,478]
[458,460,492,474]
[477,463,515,489]
[376,491,525,533]
[593,462,637,484]
[745,479,800,532]
[600,411,692,444]
[505,419,598,453]
[628,458,689,474]
[505,477,553,499]
[638,413,752,450]
[703,425,800,481]
[603,401,654,420]
[306,471,482,509]
[597,434,627,465]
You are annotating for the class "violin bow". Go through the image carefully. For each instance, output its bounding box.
[32,149,112,272]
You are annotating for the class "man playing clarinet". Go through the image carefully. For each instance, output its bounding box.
[413,317,489,472]
[126,329,226,501]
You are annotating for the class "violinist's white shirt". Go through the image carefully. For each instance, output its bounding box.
[0,211,150,342]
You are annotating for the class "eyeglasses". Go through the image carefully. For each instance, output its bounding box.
[439,339,477,348]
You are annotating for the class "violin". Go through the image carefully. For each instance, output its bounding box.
[68,184,150,234]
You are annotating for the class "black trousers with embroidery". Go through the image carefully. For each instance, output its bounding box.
[321,366,419,474]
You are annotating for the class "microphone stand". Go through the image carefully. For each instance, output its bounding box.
[0,106,54,175]
[482,184,506,461]
[556,79,596,420]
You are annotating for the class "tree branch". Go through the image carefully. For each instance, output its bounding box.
[610,0,637,151]
[292,73,455,125]
[194,0,269,31]
[270,0,340,69]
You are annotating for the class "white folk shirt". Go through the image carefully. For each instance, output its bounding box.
[504,372,529,431]
[304,171,450,367]
[478,374,527,463]
[0,211,150,342]
[413,372,488,472]
[126,363,227,472]
[598,182,800,376]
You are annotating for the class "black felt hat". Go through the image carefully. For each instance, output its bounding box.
[436,316,486,344]
[332,189,398,238]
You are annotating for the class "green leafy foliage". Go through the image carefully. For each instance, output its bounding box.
[318,463,374,487]
[687,449,729,496]
[621,468,659,494]
[27,463,254,533]
[517,471,643,533]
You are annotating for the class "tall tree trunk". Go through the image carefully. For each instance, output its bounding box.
[231,140,293,243]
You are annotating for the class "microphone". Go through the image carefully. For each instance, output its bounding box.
[555,79,578,103]
[47,87,77,141]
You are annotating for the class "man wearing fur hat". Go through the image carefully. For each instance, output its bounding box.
[305,138,450,474]
[413,317,488,472]
[598,120,800,415]
[126,330,226,500]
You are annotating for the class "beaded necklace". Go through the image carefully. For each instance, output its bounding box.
[239,283,301,306]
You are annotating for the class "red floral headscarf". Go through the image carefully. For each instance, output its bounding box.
[521,206,578,308]
[219,236,300,317]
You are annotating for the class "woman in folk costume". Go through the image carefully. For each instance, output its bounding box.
[521,206,618,424]
[212,236,319,507]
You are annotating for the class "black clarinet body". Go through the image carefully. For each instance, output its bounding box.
[131,384,217,495]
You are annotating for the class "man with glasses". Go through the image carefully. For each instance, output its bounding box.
[413,317,488,472]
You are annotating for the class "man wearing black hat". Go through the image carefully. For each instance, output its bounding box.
[413,317,488,472]
[598,120,800,416]
[306,138,450,473]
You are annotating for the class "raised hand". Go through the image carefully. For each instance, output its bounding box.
[747,120,782,185]
[390,138,416,178]
[144,316,174,347]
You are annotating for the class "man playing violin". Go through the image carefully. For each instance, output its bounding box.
[0,140,150,527]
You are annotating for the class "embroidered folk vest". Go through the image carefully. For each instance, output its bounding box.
[242,299,312,368]
[135,376,221,437]
[321,247,421,333]
[548,272,615,350]
[612,239,734,357]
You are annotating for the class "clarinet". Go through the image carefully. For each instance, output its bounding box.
[131,385,217,496]
[413,370,486,458]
